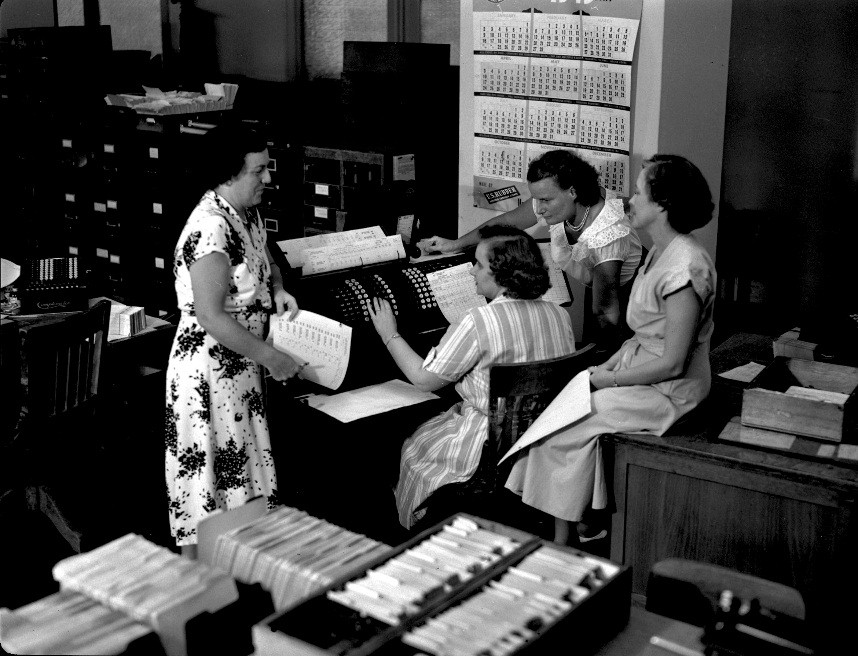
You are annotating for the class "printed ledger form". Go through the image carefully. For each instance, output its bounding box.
[270,310,352,390]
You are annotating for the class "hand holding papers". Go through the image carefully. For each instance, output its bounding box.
[425,263,487,325]
[270,310,352,390]
[499,369,592,464]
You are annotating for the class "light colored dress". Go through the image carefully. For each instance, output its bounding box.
[395,296,576,529]
[505,234,716,522]
[546,197,642,287]
[165,190,278,547]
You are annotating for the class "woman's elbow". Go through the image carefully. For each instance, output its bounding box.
[661,358,687,380]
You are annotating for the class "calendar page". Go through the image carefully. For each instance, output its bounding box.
[470,0,642,208]
[270,310,352,390]
[425,263,487,326]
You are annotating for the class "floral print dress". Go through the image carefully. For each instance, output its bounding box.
[165,190,278,547]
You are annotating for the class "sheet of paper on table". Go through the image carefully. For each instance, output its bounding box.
[305,379,439,423]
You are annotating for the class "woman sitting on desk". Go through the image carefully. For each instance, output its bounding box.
[504,154,716,545]
[420,149,642,354]
[367,225,576,530]
[165,123,302,558]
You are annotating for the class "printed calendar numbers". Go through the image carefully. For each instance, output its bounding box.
[581,62,631,107]
[474,13,532,53]
[475,55,529,96]
[475,138,525,182]
[531,14,581,56]
[578,105,629,151]
[582,17,638,62]
[529,60,580,100]
[475,96,528,139]
[528,101,578,145]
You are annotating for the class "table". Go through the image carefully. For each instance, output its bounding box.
[603,333,858,652]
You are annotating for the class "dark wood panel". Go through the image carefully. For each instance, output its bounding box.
[618,462,850,596]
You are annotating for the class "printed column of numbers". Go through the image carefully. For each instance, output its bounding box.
[528,101,577,144]
[476,142,525,181]
[474,13,532,53]
[475,56,529,96]
[581,62,631,107]
[531,14,580,56]
[476,97,527,139]
[582,17,638,62]
[578,106,629,151]
[529,60,579,100]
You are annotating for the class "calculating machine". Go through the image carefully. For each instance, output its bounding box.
[290,252,474,392]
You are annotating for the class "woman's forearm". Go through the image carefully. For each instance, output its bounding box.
[385,336,448,392]
[453,200,539,249]
[197,310,279,369]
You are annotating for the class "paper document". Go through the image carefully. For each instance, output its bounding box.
[539,243,572,306]
[277,227,385,269]
[306,379,440,423]
[426,263,487,325]
[270,310,352,390]
[302,235,406,275]
[108,302,146,341]
[717,361,766,383]
[499,369,592,464]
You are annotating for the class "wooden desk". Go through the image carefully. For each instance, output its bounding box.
[595,605,704,656]
[603,333,858,651]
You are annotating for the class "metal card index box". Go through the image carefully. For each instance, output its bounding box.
[741,357,858,443]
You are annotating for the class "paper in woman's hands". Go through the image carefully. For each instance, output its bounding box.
[499,369,592,464]
[269,310,352,390]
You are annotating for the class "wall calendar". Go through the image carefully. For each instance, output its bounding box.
[470,0,642,212]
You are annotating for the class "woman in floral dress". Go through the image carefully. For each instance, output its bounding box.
[165,124,301,557]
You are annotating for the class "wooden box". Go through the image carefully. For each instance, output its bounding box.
[741,357,858,442]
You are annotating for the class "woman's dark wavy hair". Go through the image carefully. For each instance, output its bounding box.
[478,224,549,300]
[526,149,601,206]
[642,155,714,233]
[201,122,269,189]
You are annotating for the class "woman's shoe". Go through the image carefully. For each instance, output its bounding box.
[577,528,607,543]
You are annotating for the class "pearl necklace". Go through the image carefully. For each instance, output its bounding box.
[565,205,590,233]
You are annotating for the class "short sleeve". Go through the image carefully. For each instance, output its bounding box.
[591,233,631,267]
[661,251,715,303]
[178,212,231,270]
[422,313,481,381]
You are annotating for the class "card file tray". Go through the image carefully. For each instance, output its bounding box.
[252,514,630,655]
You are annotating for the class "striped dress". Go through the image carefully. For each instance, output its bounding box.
[395,295,576,529]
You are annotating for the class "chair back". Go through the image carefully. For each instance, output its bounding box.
[468,343,601,496]
[21,299,110,424]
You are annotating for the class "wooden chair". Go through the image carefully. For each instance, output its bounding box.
[11,299,111,552]
[415,343,601,530]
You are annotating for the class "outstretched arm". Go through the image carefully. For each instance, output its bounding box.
[419,200,539,254]
[367,298,449,392]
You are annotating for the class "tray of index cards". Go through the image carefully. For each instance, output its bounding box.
[251,514,631,656]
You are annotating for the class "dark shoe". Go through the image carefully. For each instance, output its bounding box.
[577,528,607,543]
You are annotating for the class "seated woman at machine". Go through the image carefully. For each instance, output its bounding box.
[366,225,576,529]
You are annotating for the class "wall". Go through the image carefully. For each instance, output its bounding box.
[170,0,302,82]
[719,0,858,338]
[0,0,54,35]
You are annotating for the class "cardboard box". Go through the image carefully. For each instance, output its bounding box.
[741,357,858,443]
